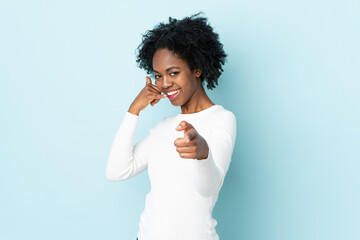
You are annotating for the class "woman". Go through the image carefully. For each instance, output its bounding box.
[106,12,237,240]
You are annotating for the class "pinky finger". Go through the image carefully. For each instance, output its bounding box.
[150,99,160,106]
[179,153,197,159]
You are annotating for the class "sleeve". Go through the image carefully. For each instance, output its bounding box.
[106,111,153,181]
[193,111,237,197]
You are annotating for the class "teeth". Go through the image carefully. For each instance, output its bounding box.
[167,90,179,96]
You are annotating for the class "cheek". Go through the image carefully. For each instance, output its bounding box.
[156,81,163,90]
[184,78,197,94]
[181,74,196,88]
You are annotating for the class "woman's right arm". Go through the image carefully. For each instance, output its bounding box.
[105,77,166,181]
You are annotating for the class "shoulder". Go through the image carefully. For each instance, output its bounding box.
[207,105,237,141]
[211,105,237,127]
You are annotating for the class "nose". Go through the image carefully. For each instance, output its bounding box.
[161,75,173,89]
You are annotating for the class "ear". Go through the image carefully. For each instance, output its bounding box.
[193,68,202,78]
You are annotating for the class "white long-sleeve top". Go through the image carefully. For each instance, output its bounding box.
[106,104,237,240]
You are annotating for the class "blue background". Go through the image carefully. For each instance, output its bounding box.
[1,0,359,239]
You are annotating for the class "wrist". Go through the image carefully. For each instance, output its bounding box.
[128,105,141,116]
[197,147,209,160]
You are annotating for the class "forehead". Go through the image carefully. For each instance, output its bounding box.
[152,48,189,71]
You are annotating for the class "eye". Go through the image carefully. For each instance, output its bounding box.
[170,72,179,76]
[154,75,161,79]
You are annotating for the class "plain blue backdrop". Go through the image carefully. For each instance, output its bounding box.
[1,0,359,239]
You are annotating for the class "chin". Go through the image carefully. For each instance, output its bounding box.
[169,101,182,106]
[168,97,185,106]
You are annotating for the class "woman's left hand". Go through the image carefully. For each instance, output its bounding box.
[174,121,209,160]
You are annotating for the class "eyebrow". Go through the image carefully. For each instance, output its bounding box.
[153,66,181,73]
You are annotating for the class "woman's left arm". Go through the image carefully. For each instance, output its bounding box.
[174,112,237,197]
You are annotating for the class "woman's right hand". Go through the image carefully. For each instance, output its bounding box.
[128,76,167,115]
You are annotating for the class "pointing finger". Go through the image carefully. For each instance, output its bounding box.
[145,80,164,95]
[150,83,162,93]
[175,120,193,131]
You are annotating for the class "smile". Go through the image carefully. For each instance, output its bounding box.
[166,89,180,100]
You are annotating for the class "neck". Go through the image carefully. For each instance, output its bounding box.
[181,82,214,114]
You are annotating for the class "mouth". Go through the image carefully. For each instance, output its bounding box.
[165,89,180,100]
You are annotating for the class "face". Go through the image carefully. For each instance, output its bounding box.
[152,48,202,107]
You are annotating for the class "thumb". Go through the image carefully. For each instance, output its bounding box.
[146,76,151,85]
[185,128,197,143]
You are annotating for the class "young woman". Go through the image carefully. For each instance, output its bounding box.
[106,13,237,240]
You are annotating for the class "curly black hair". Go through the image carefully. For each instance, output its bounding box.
[135,12,227,90]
